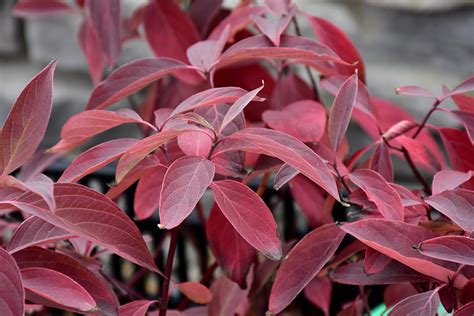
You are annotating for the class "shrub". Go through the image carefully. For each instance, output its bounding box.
[1,0,473,315]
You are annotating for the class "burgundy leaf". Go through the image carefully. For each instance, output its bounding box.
[13,247,118,314]
[432,170,472,194]
[274,164,298,190]
[341,219,467,289]
[17,151,61,182]
[425,189,474,232]
[419,235,474,265]
[187,26,229,73]
[119,300,157,316]
[51,109,154,152]
[328,74,358,151]
[395,85,437,99]
[208,5,265,40]
[369,141,393,182]
[13,0,73,17]
[177,131,213,158]
[455,301,474,316]
[1,61,57,175]
[0,247,24,316]
[78,17,105,86]
[159,156,215,229]
[451,110,474,144]
[452,94,474,113]
[262,100,326,143]
[8,216,73,254]
[0,175,54,210]
[210,180,282,260]
[207,203,255,288]
[269,72,315,110]
[384,283,418,308]
[86,58,198,110]
[176,282,213,304]
[134,164,167,220]
[397,135,441,173]
[364,248,392,274]
[303,277,332,316]
[21,267,96,312]
[349,169,403,221]
[388,288,441,316]
[382,120,418,141]
[188,0,222,36]
[250,6,296,46]
[207,275,248,316]
[213,128,340,201]
[269,224,345,313]
[144,0,199,63]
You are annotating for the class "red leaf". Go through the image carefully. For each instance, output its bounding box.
[210,180,282,260]
[86,0,121,65]
[144,0,199,63]
[86,58,198,110]
[13,0,73,17]
[262,100,326,143]
[0,247,24,316]
[159,156,215,229]
[397,135,441,173]
[177,131,213,158]
[59,138,138,183]
[13,247,118,314]
[425,189,474,232]
[208,6,265,40]
[8,216,73,254]
[188,0,222,36]
[451,110,474,144]
[349,169,404,221]
[305,15,365,81]
[0,174,55,210]
[363,248,392,274]
[250,6,296,46]
[119,300,157,316]
[455,301,474,316]
[419,235,474,265]
[328,74,358,151]
[384,283,418,308]
[447,76,474,97]
[176,282,213,304]
[269,72,315,110]
[51,109,154,152]
[303,277,332,316]
[369,141,393,182]
[213,128,340,201]
[395,85,437,99]
[207,203,255,288]
[389,288,441,316]
[452,94,474,113]
[21,267,96,312]
[341,219,467,289]
[432,170,472,194]
[1,61,57,175]
[269,224,345,313]
[208,275,248,316]
[78,17,105,86]
[187,26,229,73]
[134,164,167,220]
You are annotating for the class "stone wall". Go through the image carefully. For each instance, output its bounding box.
[1,0,473,152]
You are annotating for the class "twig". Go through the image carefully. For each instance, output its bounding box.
[401,147,431,194]
[159,228,179,316]
[412,100,440,138]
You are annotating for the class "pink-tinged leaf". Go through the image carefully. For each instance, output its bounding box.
[364,248,392,274]
[17,151,61,182]
[51,109,154,152]
[210,180,282,260]
[451,110,474,144]
[215,34,351,71]
[159,156,215,229]
[207,203,255,288]
[8,216,73,254]
[87,58,198,110]
[219,85,264,134]
[21,267,96,312]
[59,138,139,183]
[340,219,468,289]
[455,301,474,316]
[86,0,121,65]
[331,260,430,285]
[207,275,248,316]
[397,135,441,173]
[144,0,199,63]
[78,17,105,86]
[134,165,167,220]
[0,247,24,316]
[274,164,298,190]
[384,283,418,308]
[419,235,474,265]
[349,169,403,221]
[305,15,365,80]
[213,128,340,201]
[425,189,474,232]
[13,0,73,17]
[0,175,54,210]
[432,170,472,194]
[382,120,418,141]
[264,0,291,15]
[250,6,296,46]
[448,76,474,96]
[177,131,213,158]
[13,247,118,314]
[269,224,345,313]
[1,61,57,175]
[328,74,358,151]
[394,85,437,99]
[208,6,265,40]
[171,87,254,117]
[188,0,222,36]
[262,100,326,143]
[270,72,315,110]
[187,26,229,72]
[388,289,441,316]
[119,300,157,316]
[452,94,474,113]
[369,141,393,182]
[176,282,213,304]
[303,277,332,316]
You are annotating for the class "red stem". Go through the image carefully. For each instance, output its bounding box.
[159,228,179,316]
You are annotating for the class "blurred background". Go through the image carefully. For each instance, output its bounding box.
[0,0,473,150]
